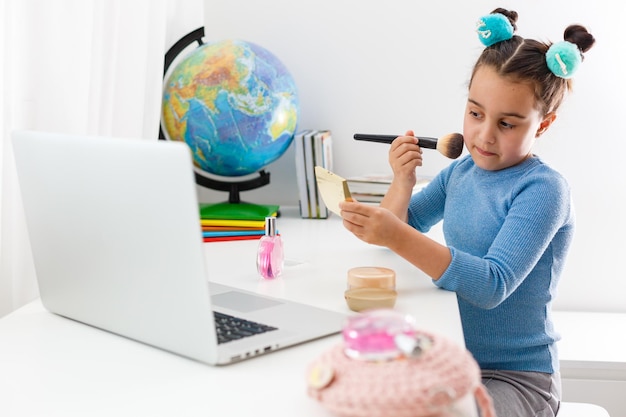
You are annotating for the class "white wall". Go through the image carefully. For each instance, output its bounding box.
[169,1,626,312]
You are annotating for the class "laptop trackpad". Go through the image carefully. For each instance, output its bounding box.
[212,291,283,313]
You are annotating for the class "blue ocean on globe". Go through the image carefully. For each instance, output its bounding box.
[161,39,299,177]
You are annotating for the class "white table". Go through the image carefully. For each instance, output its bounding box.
[0,208,468,417]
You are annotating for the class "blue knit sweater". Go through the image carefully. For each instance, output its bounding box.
[407,155,574,373]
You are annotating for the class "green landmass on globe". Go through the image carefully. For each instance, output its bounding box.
[161,39,299,177]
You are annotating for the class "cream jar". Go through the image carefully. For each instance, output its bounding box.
[344,267,397,312]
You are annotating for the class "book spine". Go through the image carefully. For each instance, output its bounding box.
[294,130,311,218]
[314,130,333,218]
[303,130,317,219]
[321,130,333,173]
[312,131,327,218]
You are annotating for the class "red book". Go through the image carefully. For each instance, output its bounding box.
[203,234,263,243]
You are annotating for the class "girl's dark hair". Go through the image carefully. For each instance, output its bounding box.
[470,8,596,116]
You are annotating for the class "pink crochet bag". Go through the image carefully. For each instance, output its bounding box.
[306,311,495,417]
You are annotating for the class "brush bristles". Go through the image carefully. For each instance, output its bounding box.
[436,133,464,159]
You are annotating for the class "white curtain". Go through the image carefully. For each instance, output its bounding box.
[0,0,169,317]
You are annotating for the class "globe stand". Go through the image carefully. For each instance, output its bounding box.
[194,170,270,204]
[158,27,273,206]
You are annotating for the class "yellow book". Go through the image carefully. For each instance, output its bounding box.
[200,218,266,228]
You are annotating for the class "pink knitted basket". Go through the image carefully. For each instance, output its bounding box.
[306,329,495,417]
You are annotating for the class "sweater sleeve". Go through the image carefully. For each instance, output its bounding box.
[407,160,459,233]
[433,170,573,309]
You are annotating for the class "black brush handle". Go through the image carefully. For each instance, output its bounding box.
[353,134,437,149]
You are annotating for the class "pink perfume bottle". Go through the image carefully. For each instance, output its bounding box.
[256,216,284,279]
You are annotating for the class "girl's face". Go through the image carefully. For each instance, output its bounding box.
[463,65,556,171]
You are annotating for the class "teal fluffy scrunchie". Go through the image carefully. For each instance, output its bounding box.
[476,13,514,47]
[546,41,581,79]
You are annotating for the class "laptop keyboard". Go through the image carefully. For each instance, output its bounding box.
[213,311,278,344]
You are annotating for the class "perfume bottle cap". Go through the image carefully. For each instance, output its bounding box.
[265,216,277,236]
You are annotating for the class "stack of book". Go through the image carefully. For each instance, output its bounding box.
[346,173,432,203]
[294,129,333,219]
[199,202,279,242]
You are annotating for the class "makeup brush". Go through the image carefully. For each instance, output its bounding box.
[353,133,464,159]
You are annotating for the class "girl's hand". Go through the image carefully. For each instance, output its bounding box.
[339,200,404,247]
[389,130,423,189]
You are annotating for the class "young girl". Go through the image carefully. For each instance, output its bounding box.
[339,8,595,416]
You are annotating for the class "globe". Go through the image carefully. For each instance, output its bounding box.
[161,39,299,177]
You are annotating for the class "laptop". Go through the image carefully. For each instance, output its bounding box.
[12,130,346,365]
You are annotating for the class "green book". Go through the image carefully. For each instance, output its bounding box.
[199,202,279,221]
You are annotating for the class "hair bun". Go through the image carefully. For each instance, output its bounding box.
[564,24,596,53]
[476,13,515,47]
[547,24,595,79]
